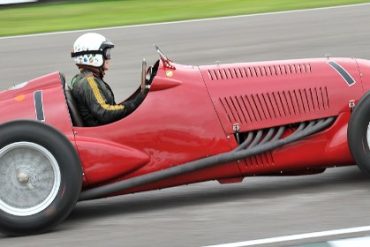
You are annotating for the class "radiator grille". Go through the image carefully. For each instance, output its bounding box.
[208,63,312,81]
[220,87,329,124]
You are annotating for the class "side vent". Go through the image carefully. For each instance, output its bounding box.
[220,87,329,124]
[244,152,274,167]
[208,63,312,81]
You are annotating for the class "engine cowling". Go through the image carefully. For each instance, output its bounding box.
[199,58,364,134]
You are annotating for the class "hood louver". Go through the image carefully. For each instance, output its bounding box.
[207,63,312,81]
[219,87,329,124]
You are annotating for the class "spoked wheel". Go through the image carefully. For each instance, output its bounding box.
[0,120,82,236]
[348,92,370,175]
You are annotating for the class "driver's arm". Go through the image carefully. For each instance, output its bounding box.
[120,89,147,115]
[83,77,147,124]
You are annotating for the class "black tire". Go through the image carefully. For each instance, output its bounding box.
[348,91,370,175]
[0,120,82,236]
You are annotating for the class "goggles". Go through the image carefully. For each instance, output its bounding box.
[103,48,111,60]
[71,48,112,60]
[71,41,114,60]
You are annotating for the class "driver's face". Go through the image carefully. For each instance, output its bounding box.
[103,59,111,71]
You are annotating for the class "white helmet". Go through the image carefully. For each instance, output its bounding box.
[71,33,114,67]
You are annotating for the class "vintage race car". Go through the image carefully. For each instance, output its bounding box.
[0,47,369,235]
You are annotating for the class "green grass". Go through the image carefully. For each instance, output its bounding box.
[0,0,369,37]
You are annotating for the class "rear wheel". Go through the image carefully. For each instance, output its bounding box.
[0,120,82,236]
[348,92,370,175]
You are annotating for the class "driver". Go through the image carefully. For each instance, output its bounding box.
[69,32,148,127]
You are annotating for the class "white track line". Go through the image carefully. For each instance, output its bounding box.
[0,2,370,40]
[202,225,370,247]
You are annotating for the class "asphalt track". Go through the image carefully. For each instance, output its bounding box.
[1,3,370,247]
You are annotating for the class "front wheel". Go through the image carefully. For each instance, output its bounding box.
[348,92,370,175]
[0,120,82,236]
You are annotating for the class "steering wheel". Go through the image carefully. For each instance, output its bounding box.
[141,59,152,93]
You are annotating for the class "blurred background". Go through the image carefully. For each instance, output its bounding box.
[1,0,369,37]
[0,0,38,4]
[1,0,370,98]
[1,1,370,246]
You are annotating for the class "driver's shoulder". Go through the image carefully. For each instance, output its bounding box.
[79,74,109,97]
[70,72,98,86]
[68,73,90,93]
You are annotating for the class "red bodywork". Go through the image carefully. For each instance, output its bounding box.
[0,57,368,197]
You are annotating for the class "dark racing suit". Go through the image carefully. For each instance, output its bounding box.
[68,69,146,127]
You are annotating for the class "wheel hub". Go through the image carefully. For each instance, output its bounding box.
[16,171,29,184]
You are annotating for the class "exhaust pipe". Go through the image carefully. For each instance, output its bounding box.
[79,117,335,201]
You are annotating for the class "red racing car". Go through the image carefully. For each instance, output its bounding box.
[0,47,369,235]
